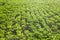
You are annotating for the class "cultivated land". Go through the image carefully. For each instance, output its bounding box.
[0,0,60,40]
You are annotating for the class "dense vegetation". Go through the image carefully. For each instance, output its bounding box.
[0,0,60,40]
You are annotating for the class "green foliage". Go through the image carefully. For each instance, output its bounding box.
[0,0,60,40]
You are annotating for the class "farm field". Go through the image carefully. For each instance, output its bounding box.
[0,0,60,40]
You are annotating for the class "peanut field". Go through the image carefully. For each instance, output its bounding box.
[0,0,60,40]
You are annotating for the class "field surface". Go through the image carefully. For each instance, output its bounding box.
[0,0,60,40]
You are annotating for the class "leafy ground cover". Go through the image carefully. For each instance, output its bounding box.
[0,0,60,40]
